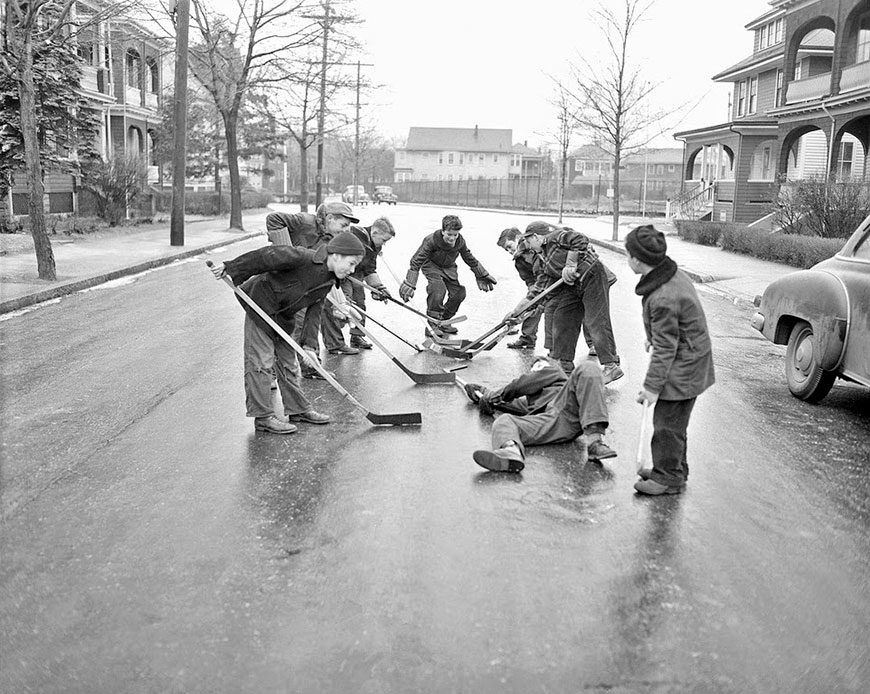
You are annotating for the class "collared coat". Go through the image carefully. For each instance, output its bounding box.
[223,245,337,339]
[407,229,485,284]
[639,264,715,400]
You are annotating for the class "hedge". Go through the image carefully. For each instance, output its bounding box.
[673,220,744,246]
[720,226,844,269]
[147,189,273,215]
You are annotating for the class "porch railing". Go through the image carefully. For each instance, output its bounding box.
[667,181,716,220]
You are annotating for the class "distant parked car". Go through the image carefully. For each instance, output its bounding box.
[342,185,369,206]
[373,185,398,205]
[751,215,870,402]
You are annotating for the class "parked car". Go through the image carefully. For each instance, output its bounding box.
[373,185,398,205]
[342,185,369,206]
[751,214,870,402]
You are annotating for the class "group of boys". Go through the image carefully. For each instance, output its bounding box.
[210,208,714,496]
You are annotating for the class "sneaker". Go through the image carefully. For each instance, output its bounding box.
[634,478,684,495]
[602,363,624,384]
[587,440,617,461]
[463,382,483,404]
[254,415,298,434]
[350,336,373,350]
[472,445,525,473]
[328,344,359,355]
[288,410,331,425]
[637,467,653,480]
[439,323,459,334]
[507,338,535,350]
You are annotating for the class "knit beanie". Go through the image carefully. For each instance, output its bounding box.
[625,225,667,266]
[523,220,552,237]
[326,231,365,256]
[442,215,463,232]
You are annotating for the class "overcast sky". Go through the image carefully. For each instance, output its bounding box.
[209,0,773,149]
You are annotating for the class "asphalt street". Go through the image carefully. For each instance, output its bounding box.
[1,204,869,693]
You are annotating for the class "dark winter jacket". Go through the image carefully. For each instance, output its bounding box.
[405,229,487,285]
[350,225,380,278]
[513,245,539,287]
[265,211,327,249]
[635,257,715,400]
[223,245,337,340]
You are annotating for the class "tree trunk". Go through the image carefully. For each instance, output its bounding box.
[612,146,621,241]
[299,132,310,213]
[223,111,243,230]
[19,35,57,280]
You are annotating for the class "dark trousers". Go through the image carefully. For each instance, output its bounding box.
[425,272,466,320]
[347,279,366,338]
[550,263,618,365]
[650,397,696,487]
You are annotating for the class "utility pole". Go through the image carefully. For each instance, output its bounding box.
[315,0,330,208]
[170,0,190,246]
[353,60,360,206]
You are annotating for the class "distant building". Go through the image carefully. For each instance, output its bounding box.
[567,144,682,203]
[394,126,544,182]
[674,0,870,224]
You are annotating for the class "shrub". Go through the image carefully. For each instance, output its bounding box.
[775,177,870,239]
[79,154,147,226]
[149,189,273,215]
[721,226,844,268]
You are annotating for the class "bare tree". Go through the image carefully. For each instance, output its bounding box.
[563,0,666,240]
[548,84,581,223]
[0,0,131,279]
[181,0,317,229]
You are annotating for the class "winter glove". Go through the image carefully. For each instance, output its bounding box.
[370,285,391,302]
[399,281,415,302]
[476,273,497,292]
[477,387,502,416]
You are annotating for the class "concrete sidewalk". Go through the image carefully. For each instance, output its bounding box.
[0,205,798,315]
[0,210,269,314]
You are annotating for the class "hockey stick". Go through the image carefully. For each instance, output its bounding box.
[328,296,456,384]
[636,400,653,474]
[207,261,421,426]
[346,275,466,326]
[351,305,424,352]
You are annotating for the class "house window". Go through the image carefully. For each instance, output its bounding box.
[794,59,803,80]
[493,154,498,163]
[759,24,768,50]
[775,69,784,106]
[459,153,464,165]
[479,154,484,165]
[774,18,783,43]
[438,153,443,165]
[126,49,141,89]
[448,174,453,181]
[448,153,454,165]
[421,173,428,180]
[859,16,870,63]
[748,77,758,114]
[422,152,429,159]
[668,165,675,172]
[837,141,855,178]
[146,57,159,93]
[737,80,747,116]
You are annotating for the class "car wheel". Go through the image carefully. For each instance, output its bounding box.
[785,320,836,403]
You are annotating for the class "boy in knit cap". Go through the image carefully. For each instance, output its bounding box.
[210,231,366,434]
[399,215,497,337]
[625,224,715,495]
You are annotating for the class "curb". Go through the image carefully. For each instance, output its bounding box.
[0,231,262,315]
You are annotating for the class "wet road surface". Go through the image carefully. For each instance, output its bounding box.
[2,205,869,693]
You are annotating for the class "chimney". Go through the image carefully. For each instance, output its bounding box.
[474,125,478,138]
[524,140,527,147]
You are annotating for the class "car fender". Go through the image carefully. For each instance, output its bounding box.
[758,269,848,370]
